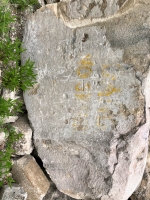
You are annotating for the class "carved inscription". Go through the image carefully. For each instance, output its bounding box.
[68,54,142,133]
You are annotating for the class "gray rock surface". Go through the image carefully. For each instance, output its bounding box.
[130,138,150,200]
[13,115,33,155]
[0,131,5,146]
[0,184,27,200]
[38,0,60,6]
[22,0,150,199]
[43,182,75,200]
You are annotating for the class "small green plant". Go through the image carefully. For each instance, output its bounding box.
[0,97,23,118]
[0,38,23,64]
[10,0,39,10]
[2,59,37,91]
[0,7,15,36]
[0,124,23,187]
[1,0,9,7]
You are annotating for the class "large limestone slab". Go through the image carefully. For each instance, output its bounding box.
[22,0,150,199]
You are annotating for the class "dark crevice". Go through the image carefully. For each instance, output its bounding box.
[100,0,107,17]
[106,127,138,197]
[31,148,51,180]
[84,2,97,18]
[116,0,127,8]
[46,0,60,4]
[71,29,76,51]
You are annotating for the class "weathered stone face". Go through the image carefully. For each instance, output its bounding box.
[13,116,33,156]
[130,139,150,200]
[0,184,27,200]
[22,0,150,199]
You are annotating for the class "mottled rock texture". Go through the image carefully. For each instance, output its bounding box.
[43,182,75,200]
[13,115,33,155]
[130,139,150,200]
[0,184,27,200]
[0,131,5,146]
[22,0,150,199]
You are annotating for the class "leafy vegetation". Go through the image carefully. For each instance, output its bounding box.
[0,97,23,118]
[0,124,23,187]
[0,0,38,187]
[10,0,39,10]
[0,6,15,36]
[2,59,36,91]
[0,38,23,64]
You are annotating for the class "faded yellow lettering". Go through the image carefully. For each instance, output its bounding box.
[76,54,94,78]
[75,94,91,101]
[98,85,121,97]
[75,82,90,92]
